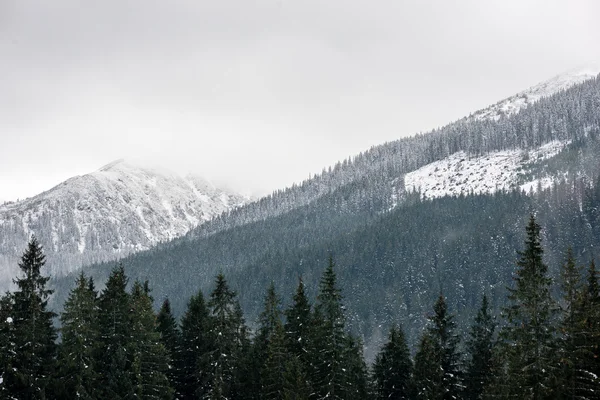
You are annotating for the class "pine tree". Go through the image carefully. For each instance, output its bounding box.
[260,320,288,400]
[372,325,412,400]
[464,295,495,400]
[0,293,15,397]
[129,281,174,399]
[496,215,557,399]
[179,290,211,400]
[412,332,443,400]
[96,265,134,399]
[204,274,246,399]
[252,282,283,399]
[429,294,462,400]
[156,298,181,396]
[3,237,57,399]
[311,256,368,400]
[576,259,600,396]
[283,277,313,391]
[55,272,99,399]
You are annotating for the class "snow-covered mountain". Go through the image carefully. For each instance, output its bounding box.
[0,160,249,288]
[470,66,600,121]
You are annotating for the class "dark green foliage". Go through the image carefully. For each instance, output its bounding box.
[372,325,412,400]
[55,272,99,399]
[495,215,557,399]
[0,293,15,397]
[260,320,289,399]
[130,281,174,399]
[464,295,495,400]
[179,290,210,399]
[3,237,57,399]
[156,298,181,395]
[283,277,313,390]
[426,294,462,400]
[96,265,134,399]
[413,332,443,400]
[204,274,248,399]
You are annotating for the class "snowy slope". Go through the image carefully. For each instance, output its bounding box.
[0,160,249,285]
[471,67,600,121]
[402,141,568,200]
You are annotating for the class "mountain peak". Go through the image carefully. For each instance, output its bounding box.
[471,66,599,121]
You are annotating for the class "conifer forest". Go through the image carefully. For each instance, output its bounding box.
[1,215,599,399]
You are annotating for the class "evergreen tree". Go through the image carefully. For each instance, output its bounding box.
[55,273,99,399]
[412,332,443,400]
[129,281,174,399]
[576,259,600,396]
[179,290,211,400]
[96,265,134,399]
[429,294,462,400]
[260,320,289,400]
[0,293,15,397]
[3,237,57,399]
[372,325,412,400]
[496,215,557,399]
[283,277,313,390]
[311,256,368,400]
[204,274,246,399]
[156,298,181,395]
[464,295,495,400]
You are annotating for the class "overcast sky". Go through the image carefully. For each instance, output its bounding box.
[1,0,599,201]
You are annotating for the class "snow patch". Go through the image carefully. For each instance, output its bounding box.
[404,140,568,200]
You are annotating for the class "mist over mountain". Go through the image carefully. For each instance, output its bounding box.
[0,160,249,291]
[40,69,600,357]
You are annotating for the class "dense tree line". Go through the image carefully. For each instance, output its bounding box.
[2,214,600,399]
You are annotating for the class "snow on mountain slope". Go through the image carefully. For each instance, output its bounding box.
[402,140,568,200]
[471,67,600,121]
[0,160,249,285]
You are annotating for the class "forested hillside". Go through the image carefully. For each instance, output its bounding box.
[49,74,600,353]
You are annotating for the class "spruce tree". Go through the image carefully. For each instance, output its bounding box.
[412,332,443,400]
[129,281,174,399]
[253,282,283,399]
[311,256,367,400]
[156,298,181,396]
[284,277,313,390]
[372,325,412,400]
[0,293,15,397]
[3,237,57,399]
[464,295,495,400]
[429,294,462,400]
[260,320,289,400]
[204,274,246,399]
[312,256,348,400]
[497,215,557,399]
[96,265,134,399]
[55,273,99,399]
[577,259,600,396]
[179,290,210,399]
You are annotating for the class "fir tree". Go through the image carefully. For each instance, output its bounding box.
[129,281,174,399]
[372,325,412,400]
[412,332,443,400]
[55,273,99,399]
[429,294,462,400]
[156,298,181,395]
[3,237,57,399]
[96,265,134,399]
[496,215,557,399]
[260,320,289,400]
[283,277,313,390]
[577,259,600,396]
[179,290,211,400]
[204,273,246,399]
[464,295,495,400]
[0,293,15,397]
